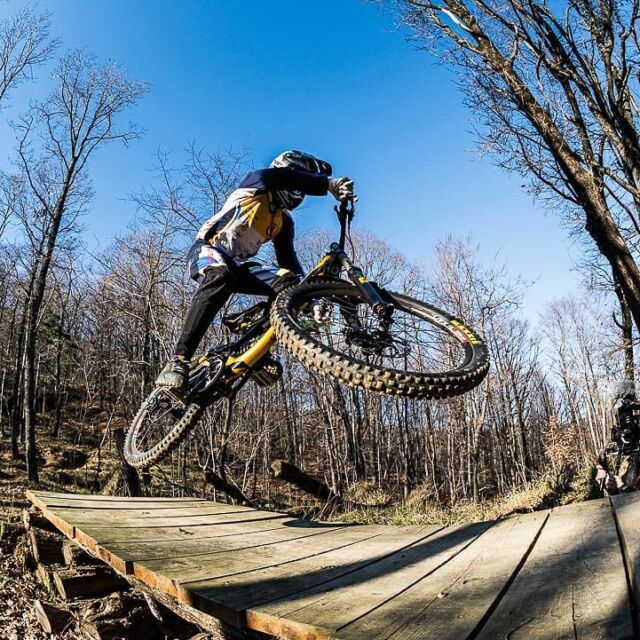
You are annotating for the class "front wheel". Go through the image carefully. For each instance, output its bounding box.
[271,280,489,399]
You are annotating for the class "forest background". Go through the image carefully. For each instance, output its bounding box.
[0,0,630,518]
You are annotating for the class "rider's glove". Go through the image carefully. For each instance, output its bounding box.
[328,177,357,202]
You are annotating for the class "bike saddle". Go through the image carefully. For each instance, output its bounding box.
[222,300,269,333]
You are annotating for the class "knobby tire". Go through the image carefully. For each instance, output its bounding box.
[271,280,489,399]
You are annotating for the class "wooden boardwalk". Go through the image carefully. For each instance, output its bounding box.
[26,490,640,640]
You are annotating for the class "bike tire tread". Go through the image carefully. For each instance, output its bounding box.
[124,399,202,469]
[271,281,489,399]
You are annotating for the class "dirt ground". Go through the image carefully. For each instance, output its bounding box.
[0,457,57,640]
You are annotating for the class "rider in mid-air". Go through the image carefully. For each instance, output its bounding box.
[156,150,357,390]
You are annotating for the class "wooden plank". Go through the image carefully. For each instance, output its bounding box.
[475,500,633,640]
[33,496,254,513]
[106,522,354,562]
[247,520,491,639]
[137,525,386,599]
[29,490,217,505]
[69,517,298,575]
[340,511,548,640]
[51,506,284,528]
[181,525,443,628]
[610,491,640,621]
[79,519,293,545]
[42,508,286,541]
[75,512,290,543]
[184,526,444,618]
[103,522,297,557]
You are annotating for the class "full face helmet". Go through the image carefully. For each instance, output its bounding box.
[270,150,332,210]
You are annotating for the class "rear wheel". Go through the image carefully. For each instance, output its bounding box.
[124,388,202,469]
[271,280,489,399]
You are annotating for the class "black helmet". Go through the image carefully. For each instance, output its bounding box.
[270,150,332,210]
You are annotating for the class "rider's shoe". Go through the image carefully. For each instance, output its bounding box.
[156,355,189,390]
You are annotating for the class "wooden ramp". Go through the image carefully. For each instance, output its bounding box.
[26,490,640,640]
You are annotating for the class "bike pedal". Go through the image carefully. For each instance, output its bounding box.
[251,357,283,388]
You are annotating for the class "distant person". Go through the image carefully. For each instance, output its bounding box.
[596,380,640,494]
[156,150,357,390]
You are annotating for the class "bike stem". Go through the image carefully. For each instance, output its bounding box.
[336,201,354,251]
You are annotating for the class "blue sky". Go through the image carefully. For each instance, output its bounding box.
[0,0,581,319]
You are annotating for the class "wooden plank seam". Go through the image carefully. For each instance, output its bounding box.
[330,523,495,635]
[464,511,550,640]
[609,495,640,639]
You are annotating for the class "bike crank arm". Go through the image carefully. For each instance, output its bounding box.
[329,243,395,320]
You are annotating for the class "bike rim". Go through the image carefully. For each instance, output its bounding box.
[129,388,188,459]
[289,285,475,377]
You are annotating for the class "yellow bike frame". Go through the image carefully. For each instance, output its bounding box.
[220,202,358,381]
[221,250,336,379]
[225,326,276,376]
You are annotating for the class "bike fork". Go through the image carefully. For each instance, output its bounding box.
[329,243,395,321]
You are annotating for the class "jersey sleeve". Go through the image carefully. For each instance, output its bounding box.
[273,213,304,276]
[239,168,329,196]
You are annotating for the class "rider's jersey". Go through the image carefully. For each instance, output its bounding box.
[191,168,328,279]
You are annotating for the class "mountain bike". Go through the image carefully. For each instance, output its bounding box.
[124,201,490,469]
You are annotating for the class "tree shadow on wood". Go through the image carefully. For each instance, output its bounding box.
[181,520,491,636]
[179,501,637,640]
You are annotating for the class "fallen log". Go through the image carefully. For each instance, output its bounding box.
[204,469,253,505]
[53,566,129,600]
[29,527,65,565]
[33,599,73,634]
[271,459,339,502]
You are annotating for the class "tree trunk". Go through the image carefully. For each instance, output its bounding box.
[613,275,635,380]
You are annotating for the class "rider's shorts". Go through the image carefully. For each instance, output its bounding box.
[187,240,299,293]
[187,240,228,280]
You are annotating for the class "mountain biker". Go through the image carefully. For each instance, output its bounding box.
[156,150,357,390]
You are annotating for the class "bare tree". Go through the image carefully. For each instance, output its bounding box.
[4,50,146,481]
[0,6,56,107]
[391,0,640,332]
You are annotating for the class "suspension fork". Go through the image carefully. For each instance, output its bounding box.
[329,242,395,321]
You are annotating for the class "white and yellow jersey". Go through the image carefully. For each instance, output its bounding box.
[189,168,329,279]
[197,189,286,262]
